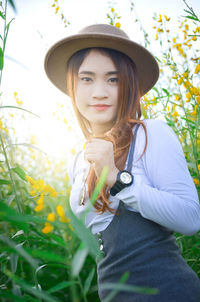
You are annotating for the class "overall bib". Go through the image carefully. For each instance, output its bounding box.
[96,125,200,302]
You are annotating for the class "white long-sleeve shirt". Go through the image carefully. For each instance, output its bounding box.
[68,119,200,236]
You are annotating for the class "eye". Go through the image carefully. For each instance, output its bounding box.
[81,77,92,82]
[108,77,118,83]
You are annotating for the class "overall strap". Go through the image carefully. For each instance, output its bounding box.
[126,123,140,172]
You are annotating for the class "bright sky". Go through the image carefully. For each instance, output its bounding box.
[1,0,200,162]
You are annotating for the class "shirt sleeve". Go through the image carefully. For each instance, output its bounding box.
[115,119,200,236]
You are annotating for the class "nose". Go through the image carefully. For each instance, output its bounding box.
[92,81,108,100]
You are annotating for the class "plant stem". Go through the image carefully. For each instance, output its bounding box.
[0,0,8,86]
[0,131,23,213]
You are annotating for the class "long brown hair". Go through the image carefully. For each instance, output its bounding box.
[66,47,147,214]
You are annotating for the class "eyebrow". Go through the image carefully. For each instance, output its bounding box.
[78,71,118,75]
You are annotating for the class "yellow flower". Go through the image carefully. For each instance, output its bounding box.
[34,203,44,212]
[164,15,170,21]
[196,27,200,32]
[198,164,200,173]
[191,105,197,116]
[26,175,36,185]
[63,118,68,124]
[193,178,199,185]
[115,22,121,28]
[196,96,200,104]
[158,14,162,22]
[34,179,45,192]
[111,8,114,12]
[36,193,44,205]
[186,92,191,99]
[83,142,86,150]
[183,80,191,89]
[177,78,183,85]
[14,91,18,97]
[172,37,176,43]
[56,205,65,217]
[47,213,56,222]
[42,222,54,234]
[157,28,163,33]
[60,216,70,223]
[155,34,158,40]
[185,24,189,30]
[192,36,197,41]
[172,111,179,117]
[51,3,55,7]
[55,6,59,13]
[44,184,58,197]
[174,94,180,101]
[29,190,37,196]
[194,64,200,74]
[182,72,188,78]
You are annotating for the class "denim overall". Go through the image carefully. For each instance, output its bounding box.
[96,124,200,302]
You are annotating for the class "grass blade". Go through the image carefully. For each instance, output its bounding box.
[83,267,95,295]
[71,242,88,277]
[0,105,40,118]
[47,281,78,294]
[0,235,39,269]
[4,270,60,302]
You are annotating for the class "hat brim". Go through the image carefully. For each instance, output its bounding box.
[44,33,159,96]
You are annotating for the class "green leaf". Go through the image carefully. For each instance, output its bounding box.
[0,290,27,302]
[8,0,17,12]
[71,242,89,276]
[180,116,196,126]
[183,15,199,21]
[3,18,15,50]
[12,166,27,181]
[83,267,95,295]
[25,247,66,263]
[0,178,11,185]
[0,235,38,269]
[162,88,170,96]
[183,9,194,16]
[4,270,60,302]
[0,46,3,70]
[154,56,162,63]
[0,105,40,118]
[90,166,108,205]
[0,11,5,20]
[0,200,29,231]
[47,280,78,294]
[47,233,66,247]
[67,203,102,261]
[10,252,19,273]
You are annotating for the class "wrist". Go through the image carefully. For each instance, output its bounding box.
[106,167,119,187]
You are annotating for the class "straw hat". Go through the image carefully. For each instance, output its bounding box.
[44,24,159,96]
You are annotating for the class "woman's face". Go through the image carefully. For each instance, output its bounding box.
[75,50,119,135]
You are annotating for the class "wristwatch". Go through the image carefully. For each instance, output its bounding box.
[110,170,134,196]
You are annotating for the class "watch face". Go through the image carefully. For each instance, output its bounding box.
[120,172,132,184]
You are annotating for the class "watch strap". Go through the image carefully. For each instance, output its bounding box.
[110,180,125,196]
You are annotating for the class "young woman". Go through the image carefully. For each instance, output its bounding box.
[44,24,200,301]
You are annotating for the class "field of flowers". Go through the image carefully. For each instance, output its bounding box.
[0,0,199,301]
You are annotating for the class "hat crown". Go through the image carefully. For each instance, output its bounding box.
[78,24,130,40]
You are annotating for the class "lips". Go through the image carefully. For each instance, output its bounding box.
[90,104,111,111]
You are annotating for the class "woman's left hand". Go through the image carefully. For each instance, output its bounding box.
[84,138,119,187]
